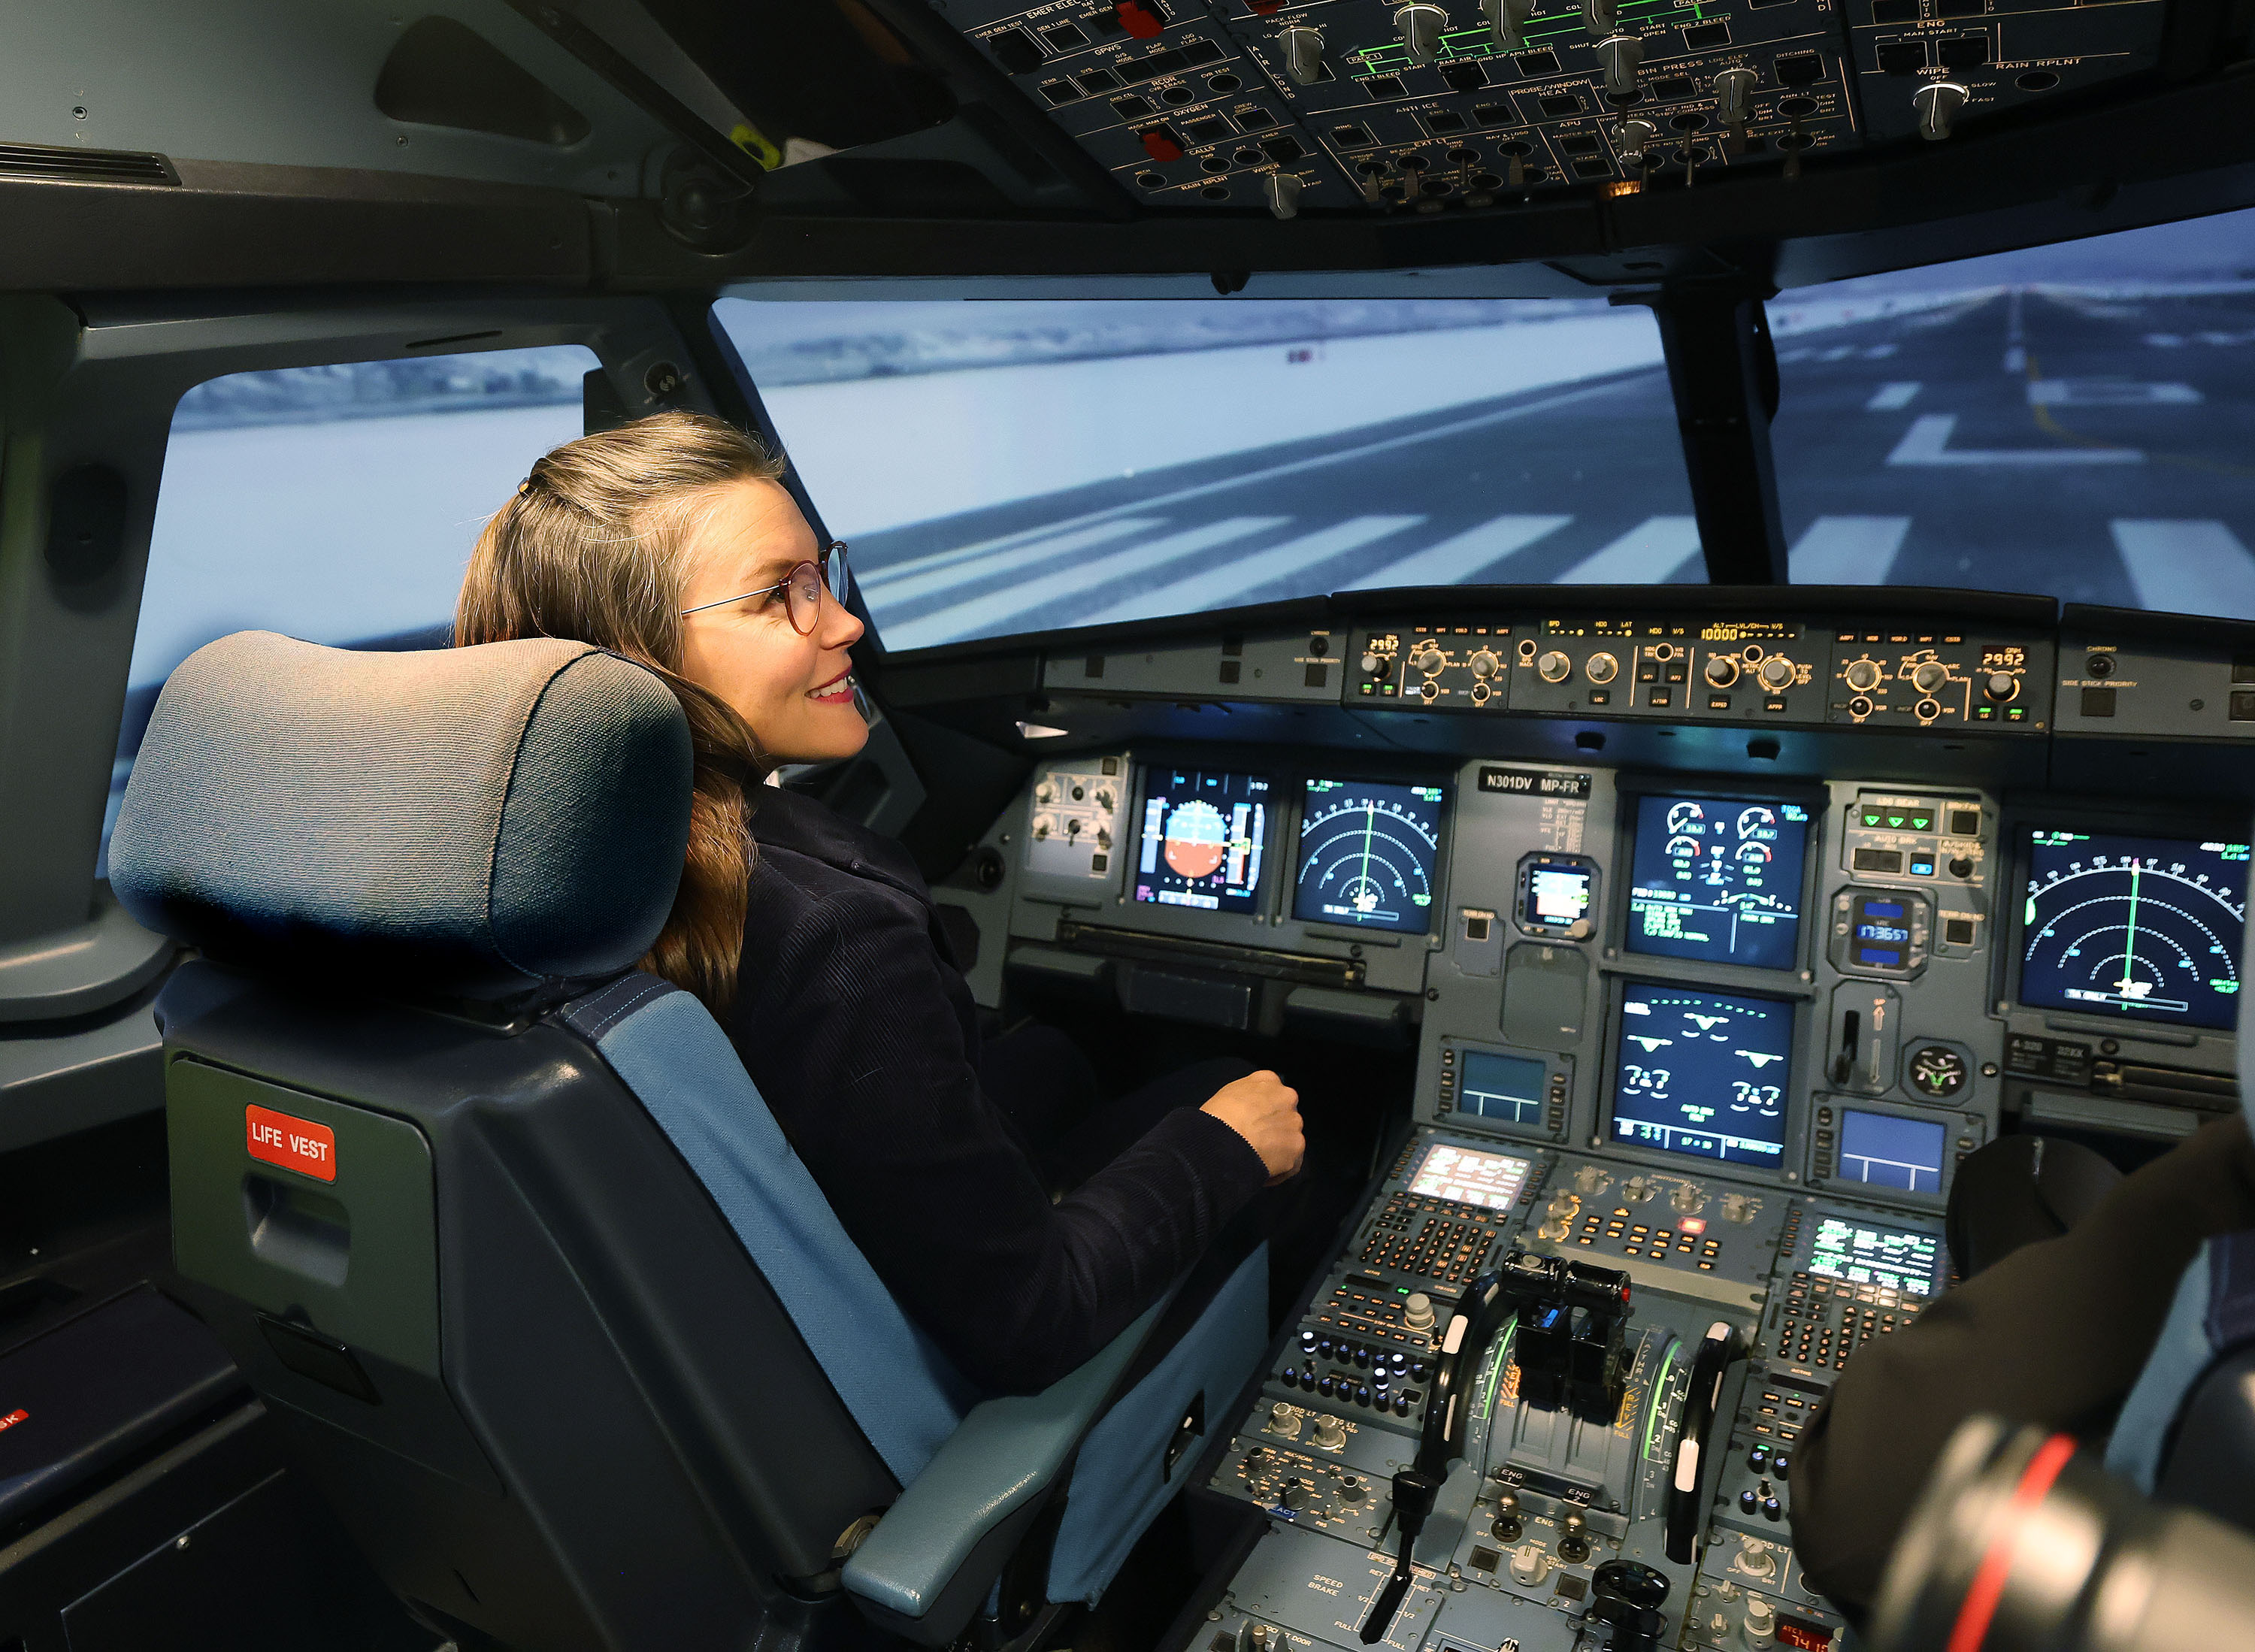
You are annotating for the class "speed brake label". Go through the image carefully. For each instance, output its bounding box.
[246,1104,337,1182]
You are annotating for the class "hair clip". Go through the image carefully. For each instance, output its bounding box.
[517,478,533,496]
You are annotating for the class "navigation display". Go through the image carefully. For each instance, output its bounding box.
[1134,769,1270,913]
[1406,1141,1532,1212]
[2020,829,2247,1030]
[1806,1218,1940,1298]
[1626,795,1811,971]
[1292,778,1445,933]
[1839,1109,1948,1194]
[1612,984,1793,1166]
[1457,1051,1546,1127]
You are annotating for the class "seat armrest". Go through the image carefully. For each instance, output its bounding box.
[841,1293,1170,1643]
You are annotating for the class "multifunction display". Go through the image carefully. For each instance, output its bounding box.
[1457,1051,1546,1127]
[1292,778,1444,933]
[1850,894,1915,971]
[1838,1109,1948,1194]
[1134,768,1270,913]
[2019,830,2248,1031]
[1520,855,1595,937]
[1627,796,1811,971]
[1612,985,1794,1166]
[1806,1218,1940,1297]
[1406,1142,1532,1212]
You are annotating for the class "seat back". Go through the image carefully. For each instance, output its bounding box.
[113,634,934,1650]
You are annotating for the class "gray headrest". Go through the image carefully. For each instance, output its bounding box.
[112,631,695,999]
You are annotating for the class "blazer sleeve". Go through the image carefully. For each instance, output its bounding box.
[728,883,1270,1394]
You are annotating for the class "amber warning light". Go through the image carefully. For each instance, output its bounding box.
[246,1104,337,1183]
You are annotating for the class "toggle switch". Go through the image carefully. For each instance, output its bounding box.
[1612,116,1660,164]
[1278,24,1324,85]
[1396,3,1448,63]
[1265,170,1303,219]
[1582,0,1617,38]
[1713,65,1758,153]
[1597,33,1643,98]
[1482,0,1533,47]
[1914,79,1968,141]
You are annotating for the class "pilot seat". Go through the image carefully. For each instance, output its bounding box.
[107,630,1269,1652]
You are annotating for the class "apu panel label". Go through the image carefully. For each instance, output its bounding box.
[1479,767,1591,798]
[245,1104,337,1182]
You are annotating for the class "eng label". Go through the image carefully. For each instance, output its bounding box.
[1479,767,1591,798]
[246,1105,337,1182]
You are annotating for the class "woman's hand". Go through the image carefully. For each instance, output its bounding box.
[1202,1070,1305,1185]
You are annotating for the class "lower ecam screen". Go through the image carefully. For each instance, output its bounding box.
[1407,1142,1531,1211]
[1627,796,1810,971]
[1134,769,1270,913]
[1613,985,1793,1166]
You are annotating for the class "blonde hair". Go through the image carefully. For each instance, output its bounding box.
[456,410,788,1012]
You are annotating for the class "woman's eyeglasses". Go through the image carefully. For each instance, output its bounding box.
[680,542,849,635]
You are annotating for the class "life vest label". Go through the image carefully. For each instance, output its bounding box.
[246,1105,337,1182]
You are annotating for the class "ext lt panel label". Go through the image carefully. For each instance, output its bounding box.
[246,1104,337,1182]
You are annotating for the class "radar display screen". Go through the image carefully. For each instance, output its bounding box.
[1806,1218,1939,1298]
[1838,1109,1948,1194]
[1627,796,1812,971]
[1457,1050,1547,1127]
[1134,769,1270,913]
[1406,1141,1532,1212]
[1292,778,1445,933]
[1612,984,1793,1166]
[2019,830,2248,1030]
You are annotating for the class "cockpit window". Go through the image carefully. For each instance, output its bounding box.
[1775,206,2255,615]
[715,298,1699,650]
[110,344,598,863]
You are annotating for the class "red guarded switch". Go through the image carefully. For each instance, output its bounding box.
[1140,126,1185,162]
[1117,0,1164,35]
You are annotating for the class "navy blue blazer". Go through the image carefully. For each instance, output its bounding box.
[719,785,1268,1393]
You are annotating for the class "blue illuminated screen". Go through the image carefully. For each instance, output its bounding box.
[1852,894,1914,970]
[1838,1109,1948,1194]
[1292,778,1445,933]
[2019,829,2248,1031]
[1457,1050,1547,1127]
[1134,769,1270,913]
[1612,984,1793,1166]
[1626,796,1809,971]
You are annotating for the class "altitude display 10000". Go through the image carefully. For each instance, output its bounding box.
[2019,830,2247,1030]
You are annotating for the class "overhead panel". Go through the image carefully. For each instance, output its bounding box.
[931,0,2168,213]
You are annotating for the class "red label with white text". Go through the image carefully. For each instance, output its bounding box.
[246,1105,337,1182]
[0,1409,27,1434]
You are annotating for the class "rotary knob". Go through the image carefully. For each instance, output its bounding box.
[1278,24,1325,85]
[1984,670,2018,701]
[1403,1292,1436,1332]
[1587,652,1618,684]
[1412,643,1445,675]
[1266,1402,1303,1439]
[1703,655,1739,688]
[1911,661,1949,694]
[1360,652,1383,676]
[1844,658,1883,692]
[1339,1475,1367,1502]
[1622,1175,1654,1203]
[1279,1478,1312,1511]
[1312,1414,1348,1450]
[1395,2,1448,64]
[1470,648,1500,679]
[1759,655,1794,691]
[1672,1182,1703,1214]
[1538,649,1572,683]
[1574,1163,1610,1194]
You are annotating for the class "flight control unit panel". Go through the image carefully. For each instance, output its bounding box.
[940,599,2250,1651]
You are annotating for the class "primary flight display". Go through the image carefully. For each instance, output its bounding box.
[1291,778,1444,933]
[1626,795,1811,971]
[1135,769,1270,912]
[2019,829,2247,1030]
[1612,984,1795,1166]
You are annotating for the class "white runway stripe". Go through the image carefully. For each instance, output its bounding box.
[1887,413,2141,467]
[881,517,1287,649]
[1342,514,1572,590]
[1789,516,1912,585]
[1553,516,1703,584]
[861,518,1160,598]
[2111,520,2255,619]
[1084,516,1426,625]
[1865,382,1921,411]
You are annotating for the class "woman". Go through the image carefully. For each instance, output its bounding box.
[456,410,1304,1393]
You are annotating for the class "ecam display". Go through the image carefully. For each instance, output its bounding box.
[1626,795,1811,971]
[1612,984,1794,1165]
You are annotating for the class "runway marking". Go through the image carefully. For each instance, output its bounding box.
[1885,413,2142,467]
[861,519,1162,600]
[1865,382,1921,411]
[2111,521,2255,619]
[2026,379,2202,407]
[1788,517,1912,585]
[1085,515,1428,624]
[1554,516,1704,584]
[1341,514,1572,590]
[882,517,1286,649]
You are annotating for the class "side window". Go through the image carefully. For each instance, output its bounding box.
[109,344,599,863]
